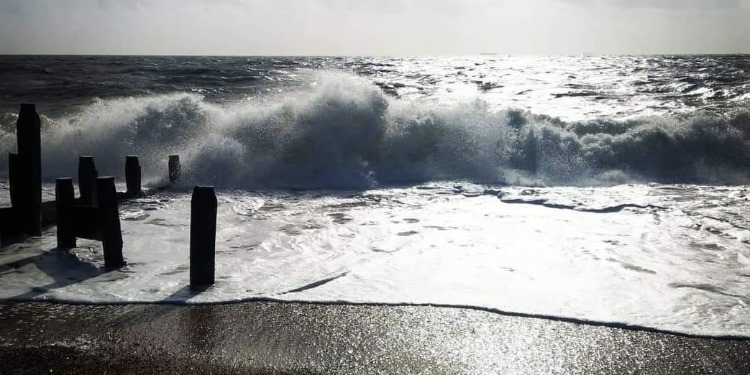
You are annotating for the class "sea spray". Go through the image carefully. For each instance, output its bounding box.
[2,73,750,188]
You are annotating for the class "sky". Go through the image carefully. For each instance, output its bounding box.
[0,0,748,55]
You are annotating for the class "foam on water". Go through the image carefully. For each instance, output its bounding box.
[1,183,750,337]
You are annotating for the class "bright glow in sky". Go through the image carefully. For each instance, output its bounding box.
[0,0,748,55]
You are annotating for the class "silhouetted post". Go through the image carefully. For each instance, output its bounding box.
[168,155,181,183]
[97,177,124,269]
[125,155,142,197]
[78,156,98,205]
[190,186,216,288]
[55,178,76,249]
[8,153,21,209]
[16,104,42,236]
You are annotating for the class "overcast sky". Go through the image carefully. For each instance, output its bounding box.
[0,0,748,55]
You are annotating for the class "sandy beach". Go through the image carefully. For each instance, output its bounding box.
[1,301,749,374]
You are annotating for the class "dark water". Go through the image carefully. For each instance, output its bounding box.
[2,55,748,117]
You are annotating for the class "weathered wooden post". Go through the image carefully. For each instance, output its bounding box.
[125,155,142,197]
[96,177,124,269]
[190,186,217,288]
[16,104,42,236]
[55,178,76,249]
[168,155,181,183]
[78,156,98,205]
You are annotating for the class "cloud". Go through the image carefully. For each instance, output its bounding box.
[555,0,747,11]
[0,0,748,55]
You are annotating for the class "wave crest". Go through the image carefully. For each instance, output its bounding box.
[2,73,750,188]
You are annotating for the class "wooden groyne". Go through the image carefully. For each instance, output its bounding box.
[0,104,216,284]
[0,104,183,236]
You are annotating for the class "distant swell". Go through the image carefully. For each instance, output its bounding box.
[2,72,750,188]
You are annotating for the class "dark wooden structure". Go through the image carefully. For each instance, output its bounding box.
[78,156,98,206]
[0,104,185,268]
[0,104,42,237]
[168,155,181,183]
[55,176,124,269]
[55,177,76,249]
[190,186,217,288]
[125,155,142,198]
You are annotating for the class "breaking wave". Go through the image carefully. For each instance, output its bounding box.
[2,72,750,188]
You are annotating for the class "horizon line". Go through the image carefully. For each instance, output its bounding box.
[1,52,749,58]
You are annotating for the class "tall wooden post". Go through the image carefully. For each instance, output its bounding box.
[55,178,76,249]
[97,177,124,269]
[168,155,181,183]
[16,104,42,236]
[78,156,98,205]
[125,155,142,197]
[190,186,216,288]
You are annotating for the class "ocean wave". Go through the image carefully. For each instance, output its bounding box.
[1,72,750,188]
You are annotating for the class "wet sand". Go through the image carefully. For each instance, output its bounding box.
[1,301,749,374]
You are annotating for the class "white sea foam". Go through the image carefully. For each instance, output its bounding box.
[1,183,750,338]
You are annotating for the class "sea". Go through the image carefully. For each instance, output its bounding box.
[1,55,750,337]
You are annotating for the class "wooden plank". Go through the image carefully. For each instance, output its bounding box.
[73,206,102,241]
[16,104,42,236]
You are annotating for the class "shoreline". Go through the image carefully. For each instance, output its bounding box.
[2,300,750,374]
[4,297,749,341]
